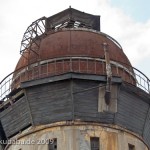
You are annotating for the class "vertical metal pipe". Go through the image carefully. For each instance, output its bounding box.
[103,43,112,105]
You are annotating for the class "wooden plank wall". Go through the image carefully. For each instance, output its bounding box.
[73,79,115,123]
[143,107,150,147]
[0,78,150,148]
[115,86,149,135]
[26,80,73,125]
[0,96,31,138]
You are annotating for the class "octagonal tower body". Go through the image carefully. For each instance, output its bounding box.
[0,8,150,150]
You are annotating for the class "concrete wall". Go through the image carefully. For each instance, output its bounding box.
[6,123,148,150]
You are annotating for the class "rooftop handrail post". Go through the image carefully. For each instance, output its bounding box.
[70,58,72,72]
[87,58,88,73]
[94,59,96,74]
[54,59,56,75]
[46,61,48,76]
[62,59,64,74]
[147,78,150,94]
[0,83,1,100]
[5,80,6,96]
[9,78,11,93]
[79,58,80,73]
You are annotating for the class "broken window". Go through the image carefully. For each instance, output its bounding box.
[128,143,135,150]
[48,138,57,150]
[90,137,100,150]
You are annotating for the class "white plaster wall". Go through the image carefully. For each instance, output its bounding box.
[5,124,148,150]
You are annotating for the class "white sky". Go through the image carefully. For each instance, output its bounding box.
[0,0,150,81]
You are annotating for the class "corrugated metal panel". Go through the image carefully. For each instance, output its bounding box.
[0,96,31,138]
[115,86,149,135]
[26,80,73,125]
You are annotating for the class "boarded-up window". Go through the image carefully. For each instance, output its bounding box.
[49,138,57,150]
[98,84,118,112]
[128,144,135,150]
[90,137,99,150]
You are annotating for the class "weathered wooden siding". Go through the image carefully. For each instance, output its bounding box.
[0,76,150,148]
[0,121,6,149]
[115,85,149,136]
[143,107,150,147]
[26,80,73,125]
[73,79,99,119]
[25,79,115,125]
[73,79,115,123]
[0,96,31,138]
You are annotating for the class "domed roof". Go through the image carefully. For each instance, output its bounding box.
[12,28,135,88]
[12,8,136,90]
[1,7,149,105]
[16,29,131,69]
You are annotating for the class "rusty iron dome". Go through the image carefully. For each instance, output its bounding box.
[12,7,135,91]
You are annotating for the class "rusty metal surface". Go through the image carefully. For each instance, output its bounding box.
[20,7,100,59]
[11,29,139,93]
[1,56,150,102]
[20,17,46,57]
[18,29,130,70]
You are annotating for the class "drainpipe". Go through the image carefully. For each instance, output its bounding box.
[103,43,112,105]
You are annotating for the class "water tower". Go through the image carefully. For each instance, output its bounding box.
[0,7,150,150]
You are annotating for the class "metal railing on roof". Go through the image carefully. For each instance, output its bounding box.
[0,57,149,102]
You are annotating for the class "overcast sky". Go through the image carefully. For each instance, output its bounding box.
[0,0,150,81]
